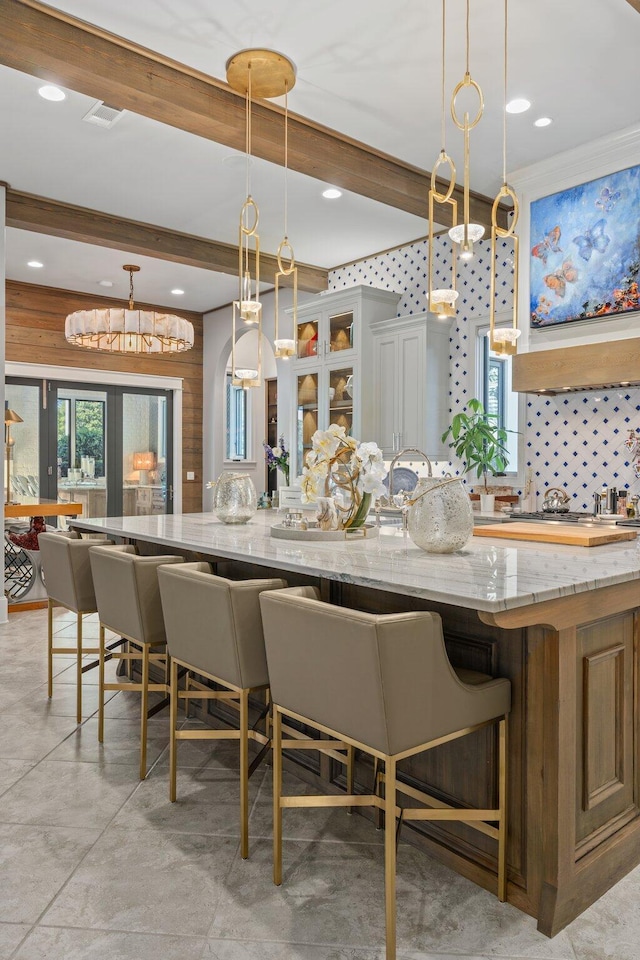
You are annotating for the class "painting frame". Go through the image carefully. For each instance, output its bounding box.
[529,162,640,329]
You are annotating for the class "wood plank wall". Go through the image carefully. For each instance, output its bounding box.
[5,281,203,513]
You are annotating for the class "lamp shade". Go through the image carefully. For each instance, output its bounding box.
[4,408,23,426]
[133,451,156,471]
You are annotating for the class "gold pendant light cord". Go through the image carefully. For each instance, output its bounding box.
[245,62,252,200]
[465,0,470,75]
[284,83,289,239]
[441,0,446,153]
[503,0,507,186]
[128,267,135,310]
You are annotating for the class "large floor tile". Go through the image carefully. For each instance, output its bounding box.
[0,922,31,960]
[13,927,206,960]
[42,825,239,936]
[209,839,575,959]
[0,682,117,719]
[564,864,640,959]
[45,717,168,766]
[102,688,168,720]
[0,715,79,761]
[0,758,35,796]
[112,763,264,836]
[0,823,100,924]
[0,760,139,829]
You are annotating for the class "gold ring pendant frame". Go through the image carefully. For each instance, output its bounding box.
[489,185,520,355]
[429,152,458,318]
[449,74,485,256]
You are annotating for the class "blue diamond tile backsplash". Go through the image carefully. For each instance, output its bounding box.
[329,236,640,510]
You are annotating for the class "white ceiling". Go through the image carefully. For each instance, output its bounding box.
[2,0,640,313]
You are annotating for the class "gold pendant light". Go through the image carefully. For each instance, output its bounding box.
[226,49,296,387]
[447,0,485,262]
[274,78,299,360]
[489,0,521,355]
[428,0,459,319]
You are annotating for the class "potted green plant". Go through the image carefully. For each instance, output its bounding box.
[441,398,510,513]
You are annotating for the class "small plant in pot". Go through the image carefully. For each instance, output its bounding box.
[441,398,509,513]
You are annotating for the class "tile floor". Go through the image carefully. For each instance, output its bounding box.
[0,607,638,960]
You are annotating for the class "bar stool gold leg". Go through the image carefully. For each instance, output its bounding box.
[76,612,83,724]
[497,716,508,902]
[169,658,179,802]
[384,757,397,960]
[346,745,355,815]
[47,598,54,699]
[273,706,283,886]
[140,644,149,780]
[240,689,249,859]
[98,624,105,743]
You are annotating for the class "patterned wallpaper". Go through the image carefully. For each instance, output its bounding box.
[329,236,640,510]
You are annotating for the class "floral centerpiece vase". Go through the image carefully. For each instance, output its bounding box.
[301,425,386,529]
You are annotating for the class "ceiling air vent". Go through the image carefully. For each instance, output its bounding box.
[82,101,125,128]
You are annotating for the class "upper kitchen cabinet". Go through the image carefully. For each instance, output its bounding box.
[289,286,400,477]
[362,312,452,460]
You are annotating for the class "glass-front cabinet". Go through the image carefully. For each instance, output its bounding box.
[289,286,401,479]
[295,362,355,474]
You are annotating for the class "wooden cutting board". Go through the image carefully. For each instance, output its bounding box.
[473,521,638,547]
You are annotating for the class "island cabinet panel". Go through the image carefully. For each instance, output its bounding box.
[576,612,637,846]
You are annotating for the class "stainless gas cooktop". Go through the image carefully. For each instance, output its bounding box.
[512,511,640,527]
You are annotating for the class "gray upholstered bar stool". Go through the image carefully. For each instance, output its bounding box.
[89,547,184,779]
[38,531,123,723]
[260,587,511,960]
[158,562,287,859]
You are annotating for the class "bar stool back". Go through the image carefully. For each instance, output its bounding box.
[38,532,120,723]
[158,561,287,858]
[260,586,511,960]
[89,547,183,778]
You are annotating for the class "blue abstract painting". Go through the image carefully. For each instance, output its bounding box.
[530,164,640,328]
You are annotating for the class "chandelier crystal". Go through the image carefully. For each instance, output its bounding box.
[65,265,194,354]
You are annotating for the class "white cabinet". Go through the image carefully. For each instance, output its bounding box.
[289,286,400,477]
[363,312,452,460]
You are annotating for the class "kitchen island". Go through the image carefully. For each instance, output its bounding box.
[70,511,640,937]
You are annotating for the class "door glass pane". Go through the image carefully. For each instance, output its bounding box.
[5,382,40,501]
[297,319,318,359]
[57,387,108,519]
[329,311,354,353]
[329,366,353,436]
[123,393,169,517]
[297,372,318,474]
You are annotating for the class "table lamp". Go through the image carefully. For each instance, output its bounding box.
[133,451,156,485]
[5,407,24,505]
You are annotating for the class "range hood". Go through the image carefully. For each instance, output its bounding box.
[512,336,640,395]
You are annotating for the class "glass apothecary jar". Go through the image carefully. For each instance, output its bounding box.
[407,476,474,553]
[212,473,257,524]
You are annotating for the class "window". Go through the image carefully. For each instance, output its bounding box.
[474,316,523,479]
[225,375,249,460]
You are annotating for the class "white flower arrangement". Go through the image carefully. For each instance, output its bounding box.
[301,424,387,529]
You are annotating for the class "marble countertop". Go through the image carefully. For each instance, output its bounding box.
[71,511,640,614]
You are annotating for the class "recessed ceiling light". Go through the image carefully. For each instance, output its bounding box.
[99,280,114,287]
[27,260,43,269]
[505,98,531,114]
[322,187,342,200]
[534,117,552,128]
[171,288,185,296]
[38,84,66,102]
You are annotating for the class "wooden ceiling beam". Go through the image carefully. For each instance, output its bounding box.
[5,189,329,293]
[625,0,640,13]
[2,0,506,229]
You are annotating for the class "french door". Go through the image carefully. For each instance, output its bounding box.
[5,377,173,518]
